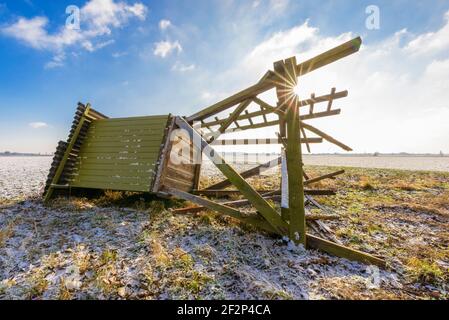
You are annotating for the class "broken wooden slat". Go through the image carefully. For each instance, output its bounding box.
[205,156,282,190]
[309,93,315,114]
[327,87,337,111]
[300,126,311,153]
[301,122,352,151]
[209,99,252,143]
[200,93,344,129]
[304,170,345,185]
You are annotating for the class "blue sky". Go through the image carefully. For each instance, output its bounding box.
[1,0,449,154]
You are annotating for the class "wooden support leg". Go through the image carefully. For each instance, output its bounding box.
[306,234,385,267]
[164,187,278,234]
[275,57,306,246]
[175,117,288,235]
[286,96,306,245]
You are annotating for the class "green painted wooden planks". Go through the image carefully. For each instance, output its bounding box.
[67,114,170,192]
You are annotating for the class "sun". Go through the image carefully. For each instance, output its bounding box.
[293,83,301,97]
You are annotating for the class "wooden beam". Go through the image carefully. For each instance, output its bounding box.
[44,105,91,203]
[194,189,335,197]
[165,186,278,234]
[208,99,252,143]
[301,122,352,151]
[276,132,288,148]
[301,109,341,120]
[300,126,311,153]
[175,116,288,234]
[201,97,343,128]
[172,195,281,214]
[205,120,281,137]
[173,203,338,221]
[294,37,362,78]
[211,137,322,145]
[280,57,306,245]
[187,37,361,121]
[299,90,347,107]
[253,97,276,111]
[167,190,384,267]
[327,87,337,111]
[205,156,282,190]
[306,234,386,267]
[304,170,345,185]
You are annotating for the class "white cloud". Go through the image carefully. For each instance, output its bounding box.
[244,20,353,73]
[252,1,261,8]
[112,51,128,58]
[153,40,182,58]
[44,52,66,69]
[81,0,147,37]
[159,19,172,30]
[1,16,82,51]
[1,0,147,67]
[82,39,115,52]
[29,122,48,129]
[405,11,449,56]
[269,0,289,14]
[171,61,195,72]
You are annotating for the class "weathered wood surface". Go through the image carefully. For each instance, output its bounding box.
[172,195,281,214]
[304,169,345,185]
[277,57,307,245]
[301,122,352,151]
[211,137,322,145]
[200,92,344,129]
[157,120,199,192]
[68,115,170,193]
[193,189,335,197]
[306,234,386,267]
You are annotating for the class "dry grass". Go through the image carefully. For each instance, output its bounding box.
[2,164,448,300]
[0,220,15,247]
[214,165,449,298]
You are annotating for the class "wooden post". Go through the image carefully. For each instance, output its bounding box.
[275,57,306,246]
[280,148,289,221]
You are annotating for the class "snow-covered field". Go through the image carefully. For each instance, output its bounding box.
[0,156,446,299]
[0,157,52,200]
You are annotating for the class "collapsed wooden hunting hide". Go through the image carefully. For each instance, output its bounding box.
[44,37,385,267]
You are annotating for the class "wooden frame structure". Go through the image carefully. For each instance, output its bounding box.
[44,36,385,267]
